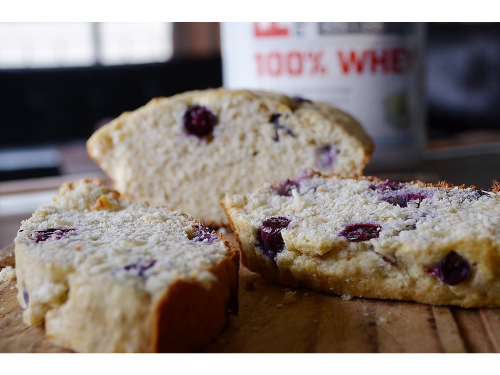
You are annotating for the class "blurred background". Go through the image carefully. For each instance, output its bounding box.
[1,22,500,246]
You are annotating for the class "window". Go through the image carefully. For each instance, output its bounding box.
[0,22,173,69]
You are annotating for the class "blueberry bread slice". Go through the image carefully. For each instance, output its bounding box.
[223,171,500,308]
[87,88,373,227]
[15,178,239,352]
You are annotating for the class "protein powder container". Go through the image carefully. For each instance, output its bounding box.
[221,22,426,172]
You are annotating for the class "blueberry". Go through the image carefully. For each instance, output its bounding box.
[269,113,294,142]
[23,287,29,306]
[384,193,425,208]
[470,189,491,200]
[291,96,312,104]
[124,260,157,277]
[276,179,300,197]
[256,217,291,262]
[370,180,402,192]
[316,144,337,169]
[339,223,381,242]
[428,251,471,286]
[183,105,217,137]
[31,228,76,243]
[190,225,218,243]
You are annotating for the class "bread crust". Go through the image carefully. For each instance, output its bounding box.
[151,243,239,352]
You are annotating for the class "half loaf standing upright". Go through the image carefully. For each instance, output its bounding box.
[87,88,374,226]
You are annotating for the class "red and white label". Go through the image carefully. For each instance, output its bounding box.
[221,22,425,168]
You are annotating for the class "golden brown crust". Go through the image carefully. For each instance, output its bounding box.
[356,152,373,176]
[286,172,494,194]
[220,202,243,260]
[200,220,230,230]
[151,245,239,352]
[490,180,500,193]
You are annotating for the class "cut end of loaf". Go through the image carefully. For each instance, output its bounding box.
[87,88,374,227]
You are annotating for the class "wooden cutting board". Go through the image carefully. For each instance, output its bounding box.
[1,242,500,353]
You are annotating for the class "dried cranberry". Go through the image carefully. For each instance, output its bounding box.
[183,105,217,137]
[191,225,218,243]
[269,113,294,142]
[124,260,157,277]
[276,179,300,197]
[339,223,381,242]
[428,251,471,286]
[31,228,76,243]
[256,217,291,261]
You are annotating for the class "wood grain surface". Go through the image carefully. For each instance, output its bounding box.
[1,242,500,353]
[0,244,15,270]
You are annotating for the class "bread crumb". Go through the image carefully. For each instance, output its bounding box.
[262,296,270,303]
[313,319,318,323]
[244,279,256,291]
[304,292,309,297]
[276,304,283,308]
[345,278,350,283]
[250,326,260,331]
[341,294,352,301]
[282,290,297,304]
[378,316,388,324]
[0,266,16,282]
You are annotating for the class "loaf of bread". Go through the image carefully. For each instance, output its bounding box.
[223,171,500,308]
[14,178,239,352]
[87,88,373,227]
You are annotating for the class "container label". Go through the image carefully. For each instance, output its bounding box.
[222,22,424,162]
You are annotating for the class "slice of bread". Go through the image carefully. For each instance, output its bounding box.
[87,88,373,227]
[223,171,500,308]
[14,178,239,352]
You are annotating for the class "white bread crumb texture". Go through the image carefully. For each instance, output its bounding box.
[0,266,16,282]
[225,174,500,307]
[87,88,373,225]
[15,178,232,326]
